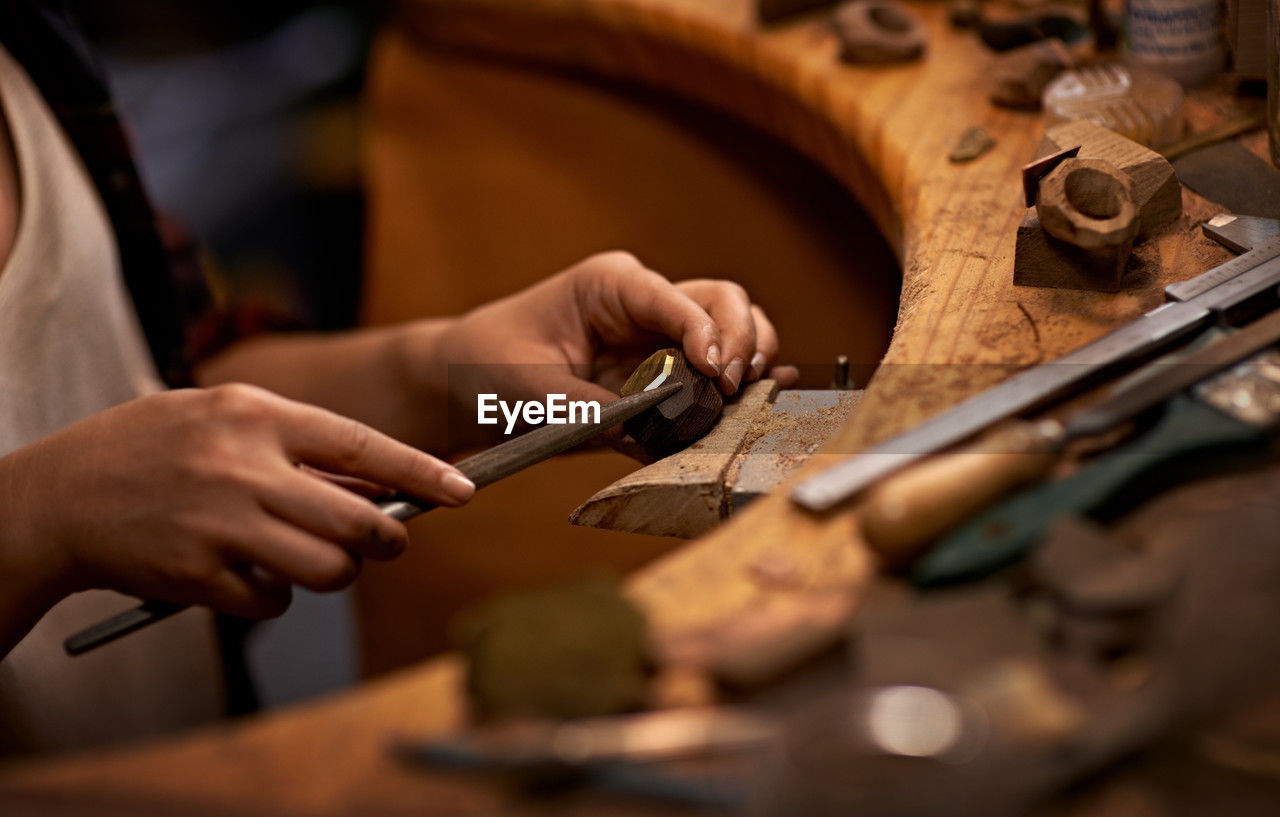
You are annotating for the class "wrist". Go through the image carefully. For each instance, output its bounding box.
[0,448,77,654]
[390,317,464,453]
[393,318,454,403]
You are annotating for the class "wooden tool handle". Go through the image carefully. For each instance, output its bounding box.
[859,421,1063,566]
[913,396,1271,587]
[64,381,684,656]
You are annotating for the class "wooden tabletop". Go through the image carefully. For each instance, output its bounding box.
[0,1,1265,813]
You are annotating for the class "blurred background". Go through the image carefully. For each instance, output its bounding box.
[69,0,900,711]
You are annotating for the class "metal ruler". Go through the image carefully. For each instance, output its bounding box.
[791,228,1280,512]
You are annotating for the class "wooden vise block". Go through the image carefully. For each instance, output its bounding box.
[1015,120,1181,291]
[573,383,861,538]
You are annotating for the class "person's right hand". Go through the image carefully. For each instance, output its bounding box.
[0,384,475,621]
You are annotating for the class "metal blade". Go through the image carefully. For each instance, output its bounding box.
[793,236,1280,512]
[1166,234,1280,302]
[1200,214,1280,255]
[1066,309,1280,439]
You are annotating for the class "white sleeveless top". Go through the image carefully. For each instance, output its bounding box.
[0,45,222,754]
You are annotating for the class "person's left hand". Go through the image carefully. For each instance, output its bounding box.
[414,252,797,452]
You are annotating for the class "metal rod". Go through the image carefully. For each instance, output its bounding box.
[64,382,682,656]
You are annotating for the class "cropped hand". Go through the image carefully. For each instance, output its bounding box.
[0,385,475,626]
[423,252,797,449]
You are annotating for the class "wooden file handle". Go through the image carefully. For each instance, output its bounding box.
[859,420,1063,566]
[65,381,684,656]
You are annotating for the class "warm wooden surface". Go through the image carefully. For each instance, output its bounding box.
[354,23,898,671]
[382,0,1249,649]
[0,0,1268,813]
[569,379,778,537]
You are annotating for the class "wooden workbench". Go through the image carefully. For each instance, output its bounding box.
[0,1,1265,813]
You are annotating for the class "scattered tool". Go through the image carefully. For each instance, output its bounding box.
[832,0,926,65]
[395,707,776,768]
[766,499,1280,815]
[977,5,1091,52]
[948,126,996,163]
[1172,139,1280,222]
[861,305,1280,566]
[395,706,776,806]
[914,346,1280,586]
[989,38,1075,110]
[792,215,1280,512]
[1158,112,1265,161]
[1197,212,1280,254]
[66,364,695,656]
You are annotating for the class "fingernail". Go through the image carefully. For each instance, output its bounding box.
[706,344,722,375]
[723,358,746,393]
[441,471,476,504]
[750,352,767,379]
[372,527,408,558]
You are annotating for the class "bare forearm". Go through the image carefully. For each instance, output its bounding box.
[195,321,455,454]
[0,447,75,658]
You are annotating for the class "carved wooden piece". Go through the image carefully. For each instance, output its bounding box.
[1021,143,1081,206]
[989,38,1074,110]
[571,380,778,537]
[1036,158,1138,248]
[1017,122,1181,291]
[1040,119,1182,238]
[619,348,723,460]
[832,0,927,64]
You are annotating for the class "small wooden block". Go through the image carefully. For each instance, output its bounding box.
[1014,210,1131,292]
[1040,119,1182,238]
[990,38,1074,110]
[949,125,996,163]
[572,380,777,538]
[832,0,927,64]
[619,348,723,461]
[1021,144,1081,206]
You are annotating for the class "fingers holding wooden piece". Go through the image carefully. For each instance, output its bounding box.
[620,349,723,460]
